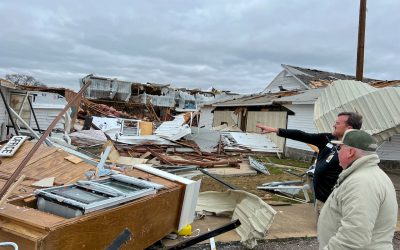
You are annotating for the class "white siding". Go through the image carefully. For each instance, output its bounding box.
[199,106,214,129]
[284,104,317,152]
[30,92,67,130]
[377,134,400,161]
[246,111,287,151]
[213,110,241,128]
[30,108,66,130]
[263,70,305,93]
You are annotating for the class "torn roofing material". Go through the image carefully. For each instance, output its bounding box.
[272,88,322,105]
[184,127,221,153]
[211,92,297,107]
[281,64,378,89]
[154,114,192,141]
[314,80,400,143]
[196,190,276,248]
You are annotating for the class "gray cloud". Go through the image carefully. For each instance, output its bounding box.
[0,0,399,94]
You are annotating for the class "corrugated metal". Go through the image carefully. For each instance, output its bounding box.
[314,80,400,143]
[377,134,400,161]
[246,111,287,151]
[213,111,241,128]
[284,104,316,152]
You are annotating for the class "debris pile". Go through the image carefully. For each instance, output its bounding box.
[0,74,318,249]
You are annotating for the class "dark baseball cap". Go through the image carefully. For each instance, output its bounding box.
[331,129,378,152]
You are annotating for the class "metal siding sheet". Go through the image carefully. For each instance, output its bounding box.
[377,134,400,161]
[246,111,286,151]
[314,80,400,143]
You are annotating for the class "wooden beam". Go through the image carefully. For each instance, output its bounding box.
[356,0,367,81]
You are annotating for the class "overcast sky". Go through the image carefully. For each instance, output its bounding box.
[0,1,399,93]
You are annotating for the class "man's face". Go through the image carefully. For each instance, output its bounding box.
[338,145,353,169]
[333,115,351,138]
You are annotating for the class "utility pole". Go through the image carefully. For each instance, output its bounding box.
[356,0,367,81]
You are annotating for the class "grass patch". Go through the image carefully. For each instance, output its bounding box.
[259,156,311,169]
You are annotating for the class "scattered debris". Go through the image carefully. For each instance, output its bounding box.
[222,132,281,153]
[257,180,311,203]
[249,156,270,175]
[196,190,276,248]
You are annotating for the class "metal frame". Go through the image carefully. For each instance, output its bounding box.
[35,174,164,214]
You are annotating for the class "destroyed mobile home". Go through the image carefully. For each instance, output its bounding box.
[0,77,280,249]
[0,75,399,249]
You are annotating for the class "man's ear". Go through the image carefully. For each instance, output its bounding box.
[348,148,356,158]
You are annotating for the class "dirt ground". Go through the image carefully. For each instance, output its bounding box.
[194,158,311,203]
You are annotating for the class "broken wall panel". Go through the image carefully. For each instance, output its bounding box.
[213,110,241,128]
[246,111,287,151]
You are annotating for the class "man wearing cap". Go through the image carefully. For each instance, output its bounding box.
[318,129,397,249]
[256,112,363,209]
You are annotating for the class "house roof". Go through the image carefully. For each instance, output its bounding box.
[273,88,322,105]
[282,64,378,89]
[212,91,297,107]
[370,80,400,88]
[0,78,17,89]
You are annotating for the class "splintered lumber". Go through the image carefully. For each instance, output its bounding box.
[147,149,241,168]
[147,147,175,166]
[0,80,92,200]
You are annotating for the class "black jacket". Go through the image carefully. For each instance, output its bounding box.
[277,129,342,202]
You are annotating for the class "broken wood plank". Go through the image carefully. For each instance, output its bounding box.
[64,155,83,164]
[139,151,152,159]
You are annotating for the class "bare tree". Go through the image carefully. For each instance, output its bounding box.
[5,74,46,87]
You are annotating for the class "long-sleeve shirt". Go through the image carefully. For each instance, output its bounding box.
[277,129,342,202]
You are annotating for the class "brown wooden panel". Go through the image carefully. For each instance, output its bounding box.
[0,204,65,229]
[41,187,184,250]
[0,229,37,250]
